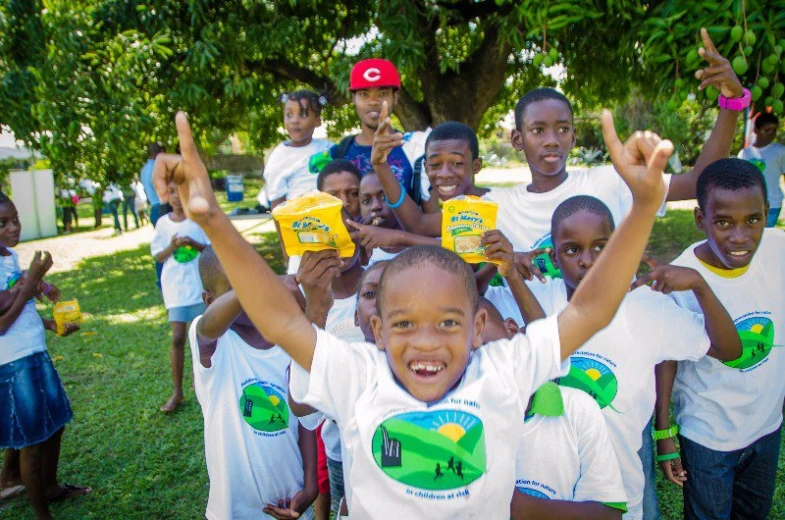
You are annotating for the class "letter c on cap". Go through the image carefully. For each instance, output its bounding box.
[363,68,381,82]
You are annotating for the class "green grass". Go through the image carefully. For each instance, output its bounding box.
[1,210,783,518]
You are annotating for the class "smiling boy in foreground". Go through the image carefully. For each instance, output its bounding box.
[154,109,672,518]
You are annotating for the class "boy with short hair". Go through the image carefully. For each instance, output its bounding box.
[155,107,672,518]
[477,299,627,520]
[654,158,785,519]
[189,247,317,519]
[524,193,740,519]
[737,112,785,227]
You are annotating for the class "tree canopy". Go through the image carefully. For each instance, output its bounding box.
[0,0,781,185]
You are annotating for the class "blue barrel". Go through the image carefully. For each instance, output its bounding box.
[226,175,244,202]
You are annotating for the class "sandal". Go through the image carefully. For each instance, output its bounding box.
[48,483,92,503]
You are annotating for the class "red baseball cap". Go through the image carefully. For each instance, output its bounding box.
[349,59,401,91]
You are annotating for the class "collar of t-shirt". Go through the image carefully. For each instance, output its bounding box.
[524,381,564,422]
[696,258,750,279]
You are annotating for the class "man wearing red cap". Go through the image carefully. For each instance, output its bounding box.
[311,58,431,204]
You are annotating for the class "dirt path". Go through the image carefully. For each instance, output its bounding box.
[17,216,276,273]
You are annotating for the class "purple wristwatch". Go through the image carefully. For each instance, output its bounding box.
[718,88,751,111]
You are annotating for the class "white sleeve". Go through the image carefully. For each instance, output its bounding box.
[634,289,710,363]
[296,411,326,431]
[509,314,568,396]
[150,219,170,256]
[288,328,371,424]
[570,391,628,505]
[264,145,289,201]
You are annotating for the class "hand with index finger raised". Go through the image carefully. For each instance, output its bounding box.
[153,112,220,227]
[601,109,672,211]
[370,101,404,166]
[694,28,743,98]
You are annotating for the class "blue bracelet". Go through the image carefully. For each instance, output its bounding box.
[384,184,407,209]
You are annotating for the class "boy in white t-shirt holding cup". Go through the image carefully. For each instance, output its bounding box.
[654,158,785,519]
[154,108,673,518]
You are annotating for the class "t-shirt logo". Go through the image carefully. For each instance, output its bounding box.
[724,316,775,371]
[239,382,289,432]
[173,245,198,264]
[558,357,619,411]
[516,487,549,499]
[4,272,20,290]
[372,410,486,490]
[531,235,561,279]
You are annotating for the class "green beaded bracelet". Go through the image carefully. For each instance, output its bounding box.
[652,425,679,441]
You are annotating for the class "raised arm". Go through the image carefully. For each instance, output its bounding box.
[0,252,52,334]
[557,111,673,360]
[667,28,744,201]
[370,102,442,236]
[154,113,317,371]
[632,266,741,361]
[196,290,242,341]
[482,230,546,326]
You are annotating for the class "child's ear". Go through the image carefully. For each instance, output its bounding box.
[504,318,520,338]
[510,129,524,151]
[549,248,559,269]
[694,206,705,232]
[202,290,214,306]
[472,307,488,350]
[472,157,483,176]
[370,314,385,351]
[315,115,323,128]
[570,127,577,149]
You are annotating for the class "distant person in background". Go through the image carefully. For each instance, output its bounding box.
[121,180,139,231]
[132,176,148,226]
[738,112,785,227]
[141,142,166,287]
[102,182,124,237]
[58,187,78,233]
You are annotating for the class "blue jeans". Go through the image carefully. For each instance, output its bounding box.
[327,457,344,518]
[108,199,122,231]
[150,204,164,289]
[766,207,781,227]
[638,416,660,519]
[679,427,781,520]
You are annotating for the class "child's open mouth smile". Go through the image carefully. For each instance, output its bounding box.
[409,360,447,379]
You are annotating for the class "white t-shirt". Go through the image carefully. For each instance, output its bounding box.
[150,215,210,309]
[516,383,627,508]
[368,247,401,266]
[531,278,709,510]
[321,295,366,462]
[670,229,785,451]
[188,318,313,520]
[483,166,670,252]
[738,143,785,208]
[102,183,124,203]
[0,249,47,365]
[289,315,566,518]
[264,139,333,202]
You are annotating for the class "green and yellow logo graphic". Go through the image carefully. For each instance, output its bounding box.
[5,272,21,290]
[724,316,774,370]
[532,236,561,279]
[372,410,486,490]
[748,158,766,174]
[239,382,289,432]
[558,357,619,410]
[173,245,198,264]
